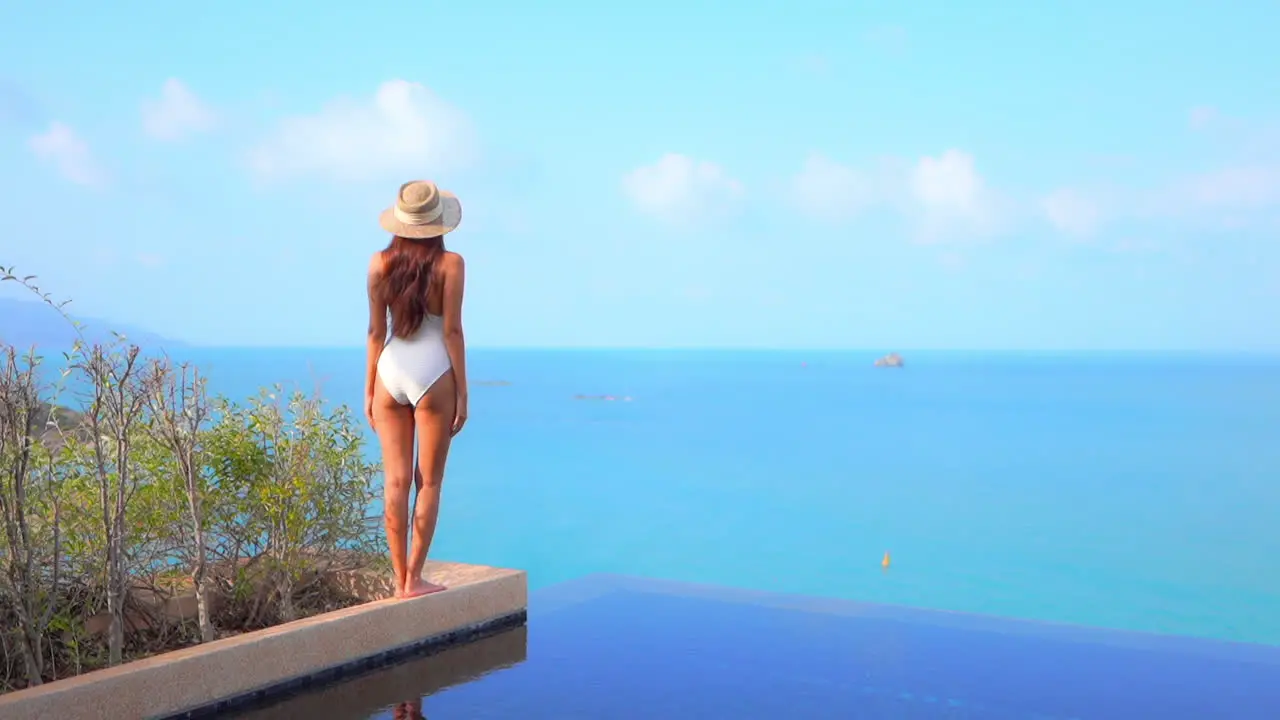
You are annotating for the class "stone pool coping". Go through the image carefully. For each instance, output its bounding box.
[0,561,527,720]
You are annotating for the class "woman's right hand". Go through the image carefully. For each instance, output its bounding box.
[451,397,468,436]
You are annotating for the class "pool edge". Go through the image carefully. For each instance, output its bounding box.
[536,573,1280,664]
[0,561,527,720]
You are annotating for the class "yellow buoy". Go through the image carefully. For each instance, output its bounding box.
[881,552,891,569]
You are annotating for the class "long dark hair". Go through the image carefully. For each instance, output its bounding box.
[375,235,445,339]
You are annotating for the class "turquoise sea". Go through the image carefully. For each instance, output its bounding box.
[176,349,1280,646]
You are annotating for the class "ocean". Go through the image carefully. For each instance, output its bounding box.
[174,349,1280,646]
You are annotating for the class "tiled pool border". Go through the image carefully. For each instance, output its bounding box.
[225,622,528,719]
[0,561,526,720]
[167,611,527,719]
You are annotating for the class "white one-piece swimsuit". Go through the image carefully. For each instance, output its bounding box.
[376,314,451,407]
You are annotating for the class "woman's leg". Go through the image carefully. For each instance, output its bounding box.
[403,370,457,598]
[372,382,416,598]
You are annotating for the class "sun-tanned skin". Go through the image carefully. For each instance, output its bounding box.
[365,250,469,599]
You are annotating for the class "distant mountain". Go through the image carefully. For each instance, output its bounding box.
[0,298,185,351]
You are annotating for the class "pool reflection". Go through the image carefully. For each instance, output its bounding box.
[231,624,527,720]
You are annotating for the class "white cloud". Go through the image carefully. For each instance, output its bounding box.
[863,25,909,54]
[246,80,472,182]
[28,122,104,186]
[1042,188,1102,238]
[793,54,832,77]
[786,109,1280,244]
[911,151,982,212]
[1124,163,1280,228]
[682,284,712,301]
[1188,105,1220,131]
[789,149,1003,242]
[136,253,165,268]
[790,154,875,221]
[621,153,743,225]
[141,79,215,141]
[909,149,1001,240]
[1041,164,1280,236]
[1157,107,1280,226]
[1184,166,1280,210]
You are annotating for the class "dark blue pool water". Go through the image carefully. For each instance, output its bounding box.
[234,575,1280,718]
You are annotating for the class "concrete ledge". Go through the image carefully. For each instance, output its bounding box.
[0,561,527,720]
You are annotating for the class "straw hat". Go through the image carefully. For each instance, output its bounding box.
[379,180,463,239]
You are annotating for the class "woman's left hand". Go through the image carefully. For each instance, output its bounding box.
[451,399,468,436]
[364,394,376,430]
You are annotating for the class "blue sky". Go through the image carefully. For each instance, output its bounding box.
[1,1,1278,350]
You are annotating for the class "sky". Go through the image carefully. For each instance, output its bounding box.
[1,0,1278,351]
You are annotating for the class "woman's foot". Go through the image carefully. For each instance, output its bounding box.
[402,577,447,599]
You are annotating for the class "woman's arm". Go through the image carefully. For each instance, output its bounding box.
[441,253,468,433]
[364,253,388,427]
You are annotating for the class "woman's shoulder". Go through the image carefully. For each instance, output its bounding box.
[440,250,465,272]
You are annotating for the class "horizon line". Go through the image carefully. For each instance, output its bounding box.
[170,345,1280,357]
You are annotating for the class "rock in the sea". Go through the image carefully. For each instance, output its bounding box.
[874,353,905,368]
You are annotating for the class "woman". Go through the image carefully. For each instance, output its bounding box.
[364,180,469,599]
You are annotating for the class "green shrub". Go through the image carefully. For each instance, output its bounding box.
[0,267,385,692]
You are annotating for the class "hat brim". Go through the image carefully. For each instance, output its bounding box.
[379,191,462,239]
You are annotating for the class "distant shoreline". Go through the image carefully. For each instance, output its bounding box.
[149,346,1280,358]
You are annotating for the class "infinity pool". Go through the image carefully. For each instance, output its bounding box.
[230,575,1280,718]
